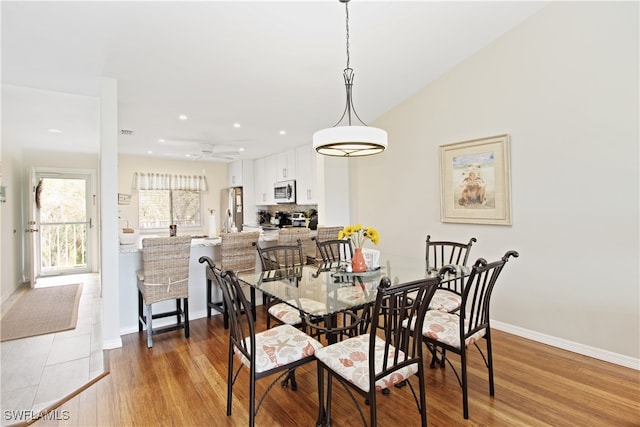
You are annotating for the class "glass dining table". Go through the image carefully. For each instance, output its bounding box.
[236,253,467,341]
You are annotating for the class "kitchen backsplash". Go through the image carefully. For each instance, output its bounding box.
[264,204,317,217]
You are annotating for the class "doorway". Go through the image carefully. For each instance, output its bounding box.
[29,168,96,284]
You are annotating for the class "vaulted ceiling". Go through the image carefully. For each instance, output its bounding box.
[2,1,548,161]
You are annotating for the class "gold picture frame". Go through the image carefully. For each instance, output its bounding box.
[440,134,512,225]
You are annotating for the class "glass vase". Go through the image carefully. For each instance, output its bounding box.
[351,248,367,273]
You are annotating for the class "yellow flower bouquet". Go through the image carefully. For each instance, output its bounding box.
[338,224,380,249]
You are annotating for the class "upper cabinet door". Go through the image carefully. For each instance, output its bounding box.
[228,160,243,187]
[295,144,317,204]
[275,150,296,181]
[254,157,276,205]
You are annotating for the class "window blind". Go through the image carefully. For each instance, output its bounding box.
[132,173,208,191]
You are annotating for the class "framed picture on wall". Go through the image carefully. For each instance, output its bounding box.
[440,134,512,225]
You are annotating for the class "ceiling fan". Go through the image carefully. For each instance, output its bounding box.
[158,139,243,161]
[187,144,241,161]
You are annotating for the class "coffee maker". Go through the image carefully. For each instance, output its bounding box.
[274,211,291,228]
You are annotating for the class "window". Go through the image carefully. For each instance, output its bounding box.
[138,190,202,230]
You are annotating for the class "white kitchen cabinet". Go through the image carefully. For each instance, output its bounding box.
[295,144,317,204]
[275,149,296,181]
[227,160,243,187]
[254,157,276,205]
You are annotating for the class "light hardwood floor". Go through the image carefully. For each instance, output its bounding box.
[30,307,639,427]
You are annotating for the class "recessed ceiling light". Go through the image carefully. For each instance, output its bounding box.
[233,123,241,128]
[158,138,165,143]
[179,114,188,121]
[239,148,245,152]
[279,130,286,135]
[147,150,153,154]
[47,128,62,133]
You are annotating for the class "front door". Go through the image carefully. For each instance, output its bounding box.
[28,168,95,283]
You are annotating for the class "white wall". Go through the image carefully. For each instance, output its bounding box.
[0,149,100,303]
[118,155,227,237]
[350,2,639,361]
[0,146,25,302]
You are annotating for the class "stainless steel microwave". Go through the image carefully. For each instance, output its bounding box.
[274,180,296,204]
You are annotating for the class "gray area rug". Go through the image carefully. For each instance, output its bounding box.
[0,283,83,342]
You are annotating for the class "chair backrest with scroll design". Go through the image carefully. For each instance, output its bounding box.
[209,266,323,427]
[425,235,477,271]
[314,269,449,427]
[256,239,304,271]
[422,251,519,419]
[314,226,343,261]
[425,235,477,296]
[316,239,353,264]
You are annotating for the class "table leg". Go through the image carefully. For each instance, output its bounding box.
[325,314,338,344]
[316,362,327,427]
[249,287,256,321]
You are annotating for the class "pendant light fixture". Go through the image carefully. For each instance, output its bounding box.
[313,0,388,157]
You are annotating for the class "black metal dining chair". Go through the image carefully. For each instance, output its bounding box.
[207,264,323,427]
[425,235,477,313]
[199,231,260,329]
[316,238,353,265]
[418,251,519,419]
[314,269,450,427]
[255,239,312,330]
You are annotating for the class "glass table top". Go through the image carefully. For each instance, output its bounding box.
[237,254,465,317]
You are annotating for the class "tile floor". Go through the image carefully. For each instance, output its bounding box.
[0,273,104,426]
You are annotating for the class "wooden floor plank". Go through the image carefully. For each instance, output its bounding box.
[30,307,640,426]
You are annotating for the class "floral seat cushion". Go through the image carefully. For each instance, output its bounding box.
[314,334,418,393]
[335,286,367,306]
[428,289,462,312]
[268,298,327,325]
[421,310,486,349]
[235,324,323,373]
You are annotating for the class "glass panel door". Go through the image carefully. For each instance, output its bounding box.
[35,173,92,277]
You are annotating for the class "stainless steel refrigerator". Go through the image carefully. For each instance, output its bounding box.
[221,187,243,232]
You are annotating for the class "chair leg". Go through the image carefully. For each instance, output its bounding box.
[316,364,325,427]
[137,290,143,333]
[145,303,153,348]
[206,279,212,318]
[222,300,229,329]
[486,332,494,396]
[418,361,427,427]
[369,388,377,427]
[227,345,234,416]
[249,366,256,427]
[288,369,298,391]
[461,346,469,419]
[184,297,190,338]
[326,373,333,425]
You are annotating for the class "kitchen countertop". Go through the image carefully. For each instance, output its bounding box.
[118,228,308,253]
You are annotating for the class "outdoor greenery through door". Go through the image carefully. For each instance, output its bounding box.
[35,174,92,277]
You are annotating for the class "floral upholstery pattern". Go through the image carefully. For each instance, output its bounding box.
[235,324,323,373]
[428,289,462,312]
[268,298,327,325]
[421,310,486,349]
[335,286,367,306]
[314,334,418,393]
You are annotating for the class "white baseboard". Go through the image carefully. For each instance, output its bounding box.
[492,320,640,370]
[113,311,640,370]
[103,337,123,350]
